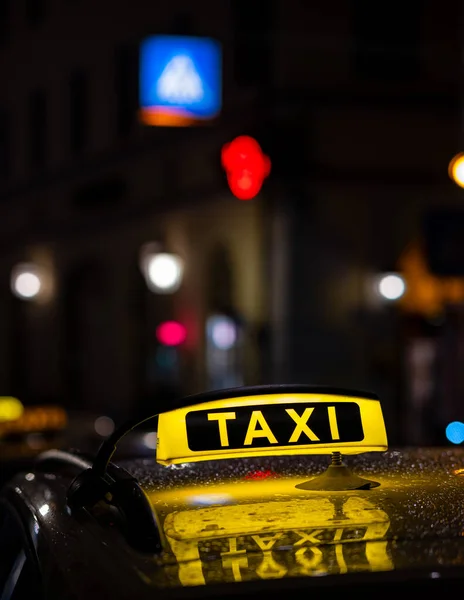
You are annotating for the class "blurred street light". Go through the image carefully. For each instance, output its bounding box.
[448,153,464,188]
[11,263,44,300]
[378,273,406,301]
[139,244,184,294]
[207,315,237,350]
[147,253,183,292]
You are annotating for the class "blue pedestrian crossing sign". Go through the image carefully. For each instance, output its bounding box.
[139,35,222,126]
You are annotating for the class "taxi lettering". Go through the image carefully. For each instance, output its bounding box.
[186,402,363,451]
[219,532,327,582]
[216,527,392,578]
[178,526,393,585]
[208,409,321,447]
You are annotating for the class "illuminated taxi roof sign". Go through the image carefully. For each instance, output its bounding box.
[156,387,387,465]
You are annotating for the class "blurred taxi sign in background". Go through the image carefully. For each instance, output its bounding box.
[156,389,387,465]
[0,405,69,480]
[0,405,67,437]
[0,397,24,422]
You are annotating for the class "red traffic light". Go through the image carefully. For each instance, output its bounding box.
[221,136,271,200]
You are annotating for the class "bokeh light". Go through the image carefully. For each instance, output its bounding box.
[156,321,187,346]
[445,421,464,444]
[146,253,184,293]
[143,432,158,449]
[221,136,271,200]
[208,315,237,350]
[448,153,464,188]
[0,397,24,422]
[378,274,406,301]
[94,416,115,437]
[11,264,43,300]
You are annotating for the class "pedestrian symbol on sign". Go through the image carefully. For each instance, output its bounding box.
[156,55,204,104]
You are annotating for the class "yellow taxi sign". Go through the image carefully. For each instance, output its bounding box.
[0,397,24,423]
[156,389,388,465]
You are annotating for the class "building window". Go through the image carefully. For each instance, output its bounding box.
[0,109,10,179]
[352,0,422,80]
[25,0,46,26]
[170,13,193,35]
[69,69,89,154]
[232,0,274,87]
[0,0,10,43]
[205,243,244,389]
[114,43,138,137]
[28,90,47,169]
[62,260,111,412]
[73,177,127,209]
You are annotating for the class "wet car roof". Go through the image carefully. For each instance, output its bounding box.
[111,448,464,589]
[124,449,464,542]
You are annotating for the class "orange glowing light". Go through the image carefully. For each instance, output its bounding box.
[448,153,464,188]
[398,241,464,317]
[138,108,197,127]
[221,136,271,200]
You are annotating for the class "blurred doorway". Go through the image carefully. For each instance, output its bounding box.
[205,243,244,389]
[62,260,112,413]
[398,242,464,444]
[8,294,30,403]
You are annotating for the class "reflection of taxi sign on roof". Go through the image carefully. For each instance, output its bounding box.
[156,386,387,465]
[0,405,67,437]
[161,496,393,586]
[0,397,24,422]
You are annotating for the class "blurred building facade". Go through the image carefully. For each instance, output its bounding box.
[0,0,463,441]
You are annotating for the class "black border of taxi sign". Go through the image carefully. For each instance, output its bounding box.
[156,386,388,465]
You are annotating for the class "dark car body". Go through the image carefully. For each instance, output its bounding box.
[0,408,153,491]
[2,447,464,599]
[0,405,69,491]
[2,385,464,598]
